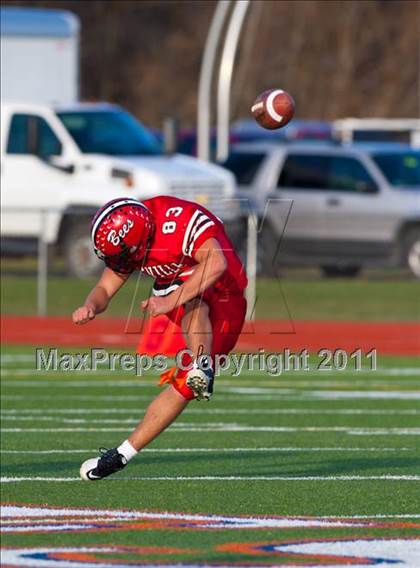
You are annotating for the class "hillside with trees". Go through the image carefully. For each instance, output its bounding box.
[3,0,419,128]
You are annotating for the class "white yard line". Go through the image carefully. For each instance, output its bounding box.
[0,447,412,454]
[307,391,420,400]
[0,355,34,363]
[8,512,413,519]
[3,392,420,402]
[1,408,419,416]
[2,379,420,397]
[2,365,420,378]
[2,474,420,483]
[0,408,126,414]
[2,426,420,434]
[318,514,420,519]
[1,395,155,401]
[2,373,419,386]
[1,379,160,388]
[2,415,420,425]
[3,376,418,388]
[1,394,420,404]
[224,377,420,386]
[232,367,420,378]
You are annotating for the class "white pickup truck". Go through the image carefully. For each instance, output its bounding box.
[0,102,238,276]
[0,7,238,276]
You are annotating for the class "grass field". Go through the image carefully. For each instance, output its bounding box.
[1,345,419,566]
[2,273,420,320]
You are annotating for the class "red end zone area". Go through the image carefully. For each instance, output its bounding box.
[1,315,419,355]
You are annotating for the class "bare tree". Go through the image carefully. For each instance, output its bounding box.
[3,0,419,125]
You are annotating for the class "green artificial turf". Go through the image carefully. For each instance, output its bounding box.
[1,346,419,565]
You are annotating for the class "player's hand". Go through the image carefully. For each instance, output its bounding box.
[141,296,175,317]
[72,305,96,325]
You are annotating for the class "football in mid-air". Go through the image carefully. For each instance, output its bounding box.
[251,89,295,130]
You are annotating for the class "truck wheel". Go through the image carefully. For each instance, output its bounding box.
[403,228,420,278]
[320,265,361,278]
[63,222,102,279]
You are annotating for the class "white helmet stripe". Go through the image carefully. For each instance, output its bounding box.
[91,198,147,241]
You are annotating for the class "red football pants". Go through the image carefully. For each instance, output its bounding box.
[166,289,247,399]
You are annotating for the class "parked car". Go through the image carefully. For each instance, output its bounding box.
[333,118,420,148]
[222,142,420,277]
[156,120,332,158]
[231,119,333,143]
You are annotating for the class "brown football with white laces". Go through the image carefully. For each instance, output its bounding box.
[251,89,295,130]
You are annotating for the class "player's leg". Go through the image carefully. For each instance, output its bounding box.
[181,298,216,400]
[127,385,188,450]
[80,385,187,480]
[184,292,247,400]
[182,297,212,358]
[80,298,211,480]
[80,294,246,480]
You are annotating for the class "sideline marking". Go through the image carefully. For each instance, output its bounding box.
[2,474,420,483]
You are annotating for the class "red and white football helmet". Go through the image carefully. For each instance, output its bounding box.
[91,198,154,272]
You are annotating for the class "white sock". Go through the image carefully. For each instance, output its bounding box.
[117,439,138,462]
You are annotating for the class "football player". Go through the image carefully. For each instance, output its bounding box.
[72,196,247,480]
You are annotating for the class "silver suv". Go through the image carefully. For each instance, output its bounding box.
[223,142,420,277]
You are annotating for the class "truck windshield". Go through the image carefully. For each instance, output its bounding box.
[222,152,265,185]
[371,151,420,188]
[56,109,161,156]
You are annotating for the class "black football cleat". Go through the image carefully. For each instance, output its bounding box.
[80,447,127,481]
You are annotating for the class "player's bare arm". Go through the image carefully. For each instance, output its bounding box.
[141,238,227,317]
[72,268,129,324]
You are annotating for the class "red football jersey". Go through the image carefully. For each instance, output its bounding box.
[122,196,247,295]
